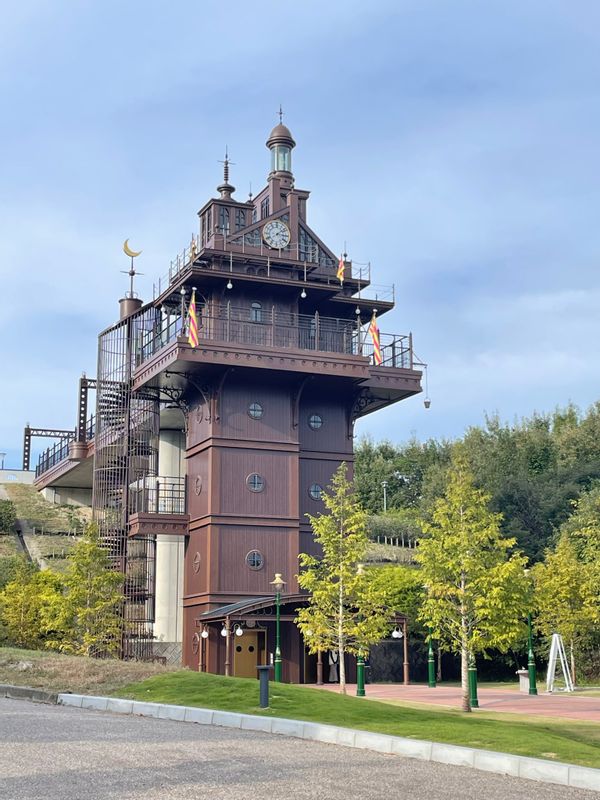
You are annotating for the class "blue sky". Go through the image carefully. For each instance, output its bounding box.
[1,1,600,469]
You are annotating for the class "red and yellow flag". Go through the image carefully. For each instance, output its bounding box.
[337,255,345,283]
[369,311,382,366]
[187,289,198,348]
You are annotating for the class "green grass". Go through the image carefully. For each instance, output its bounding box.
[0,535,20,558]
[4,484,90,534]
[117,671,600,768]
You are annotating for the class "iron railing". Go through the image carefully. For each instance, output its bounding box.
[152,235,394,304]
[137,305,413,370]
[35,438,73,477]
[129,476,187,516]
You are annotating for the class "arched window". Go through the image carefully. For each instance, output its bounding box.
[250,302,263,323]
[219,206,230,234]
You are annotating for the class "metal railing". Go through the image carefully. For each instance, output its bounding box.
[129,476,187,516]
[137,305,413,370]
[35,437,73,477]
[151,235,393,304]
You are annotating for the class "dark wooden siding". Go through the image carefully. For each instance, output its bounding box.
[219,448,293,518]
[220,379,293,442]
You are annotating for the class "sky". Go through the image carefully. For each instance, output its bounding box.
[1,0,600,470]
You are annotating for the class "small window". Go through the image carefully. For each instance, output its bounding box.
[218,206,230,234]
[246,549,264,570]
[246,473,265,493]
[261,198,270,218]
[308,414,323,430]
[248,402,264,420]
[309,483,323,501]
[250,302,263,323]
[235,209,246,231]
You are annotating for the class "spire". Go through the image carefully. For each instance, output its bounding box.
[217,146,236,199]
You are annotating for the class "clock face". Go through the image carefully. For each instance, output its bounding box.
[262,219,291,249]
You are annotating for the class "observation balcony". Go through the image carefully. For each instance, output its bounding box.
[128,476,189,538]
[133,304,423,413]
[151,235,395,309]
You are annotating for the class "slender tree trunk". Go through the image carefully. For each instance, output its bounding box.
[570,639,576,686]
[460,573,470,712]
[338,575,346,693]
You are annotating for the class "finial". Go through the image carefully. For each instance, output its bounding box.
[217,147,236,198]
[278,104,283,123]
[248,181,253,201]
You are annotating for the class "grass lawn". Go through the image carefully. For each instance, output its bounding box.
[117,670,600,768]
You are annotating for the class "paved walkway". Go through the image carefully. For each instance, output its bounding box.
[1,698,597,800]
[315,683,600,722]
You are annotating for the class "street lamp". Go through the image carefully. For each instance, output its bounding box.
[356,562,366,697]
[270,573,286,682]
[381,480,388,513]
[0,453,5,470]
[524,569,538,696]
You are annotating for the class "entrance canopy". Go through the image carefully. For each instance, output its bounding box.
[196,594,308,624]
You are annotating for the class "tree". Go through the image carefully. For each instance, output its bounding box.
[0,562,65,649]
[296,464,394,693]
[0,500,16,534]
[416,450,529,711]
[533,532,597,684]
[61,523,124,656]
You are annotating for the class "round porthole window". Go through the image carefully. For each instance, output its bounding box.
[246,473,265,493]
[246,550,264,570]
[308,413,323,430]
[309,483,323,501]
[248,402,264,419]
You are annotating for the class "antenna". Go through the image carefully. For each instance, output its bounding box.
[218,146,235,184]
[278,104,284,123]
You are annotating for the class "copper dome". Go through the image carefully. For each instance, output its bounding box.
[266,123,296,149]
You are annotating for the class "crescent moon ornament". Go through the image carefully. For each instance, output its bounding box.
[123,239,142,258]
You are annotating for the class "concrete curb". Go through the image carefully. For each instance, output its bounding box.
[0,683,58,704]
[55,693,600,792]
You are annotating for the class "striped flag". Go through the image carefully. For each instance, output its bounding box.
[369,311,382,366]
[337,255,345,283]
[187,289,199,348]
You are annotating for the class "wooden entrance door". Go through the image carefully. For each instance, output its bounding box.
[233,631,264,678]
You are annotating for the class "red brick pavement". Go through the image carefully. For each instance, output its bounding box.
[314,683,600,722]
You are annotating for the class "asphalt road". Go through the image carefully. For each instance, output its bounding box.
[0,698,597,800]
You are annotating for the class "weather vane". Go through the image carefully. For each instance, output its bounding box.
[278,104,283,123]
[122,239,143,297]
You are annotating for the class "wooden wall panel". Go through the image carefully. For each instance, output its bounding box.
[184,528,210,597]
[219,448,293,518]
[186,451,210,521]
[299,457,343,521]
[187,396,213,448]
[215,526,297,594]
[220,379,292,443]
[299,396,352,455]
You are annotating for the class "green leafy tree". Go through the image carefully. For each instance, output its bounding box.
[61,523,124,656]
[532,532,597,684]
[0,500,16,534]
[0,562,65,649]
[416,450,529,711]
[297,464,394,693]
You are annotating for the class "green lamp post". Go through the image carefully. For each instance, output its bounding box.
[270,573,286,683]
[527,613,538,696]
[427,628,436,688]
[356,652,366,697]
[468,653,479,708]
